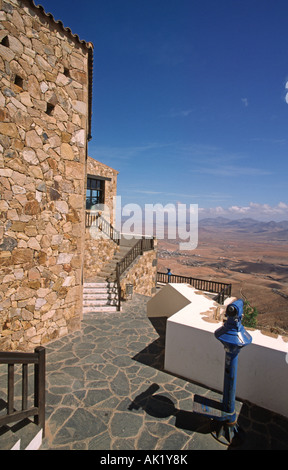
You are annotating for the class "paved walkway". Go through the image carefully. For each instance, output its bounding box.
[39,293,288,450]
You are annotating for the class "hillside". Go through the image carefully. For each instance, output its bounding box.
[157,217,288,335]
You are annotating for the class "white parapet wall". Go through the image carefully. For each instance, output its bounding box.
[147,284,288,418]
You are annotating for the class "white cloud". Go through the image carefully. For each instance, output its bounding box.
[194,165,272,177]
[228,205,251,214]
[241,98,249,107]
[278,202,288,209]
[199,202,288,221]
[285,81,288,104]
[163,108,194,118]
[88,142,173,162]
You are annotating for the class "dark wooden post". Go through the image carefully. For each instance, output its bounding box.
[34,347,46,436]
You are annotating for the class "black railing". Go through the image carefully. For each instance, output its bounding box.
[0,347,45,435]
[116,237,155,311]
[157,272,232,305]
[117,238,154,277]
[85,211,120,245]
[216,284,233,305]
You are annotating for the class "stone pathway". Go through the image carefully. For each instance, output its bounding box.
[38,294,288,450]
[2,294,288,450]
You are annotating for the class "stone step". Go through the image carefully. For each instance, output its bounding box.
[101,262,118,268]
[83,305,119,313]
[88,240,138,283]
[97,275,117,282]
[112,257,125,264]
[84,282,117,288]
[99,269,115,276]
[83,293,118,300]
[83,299,118,306]
[83,239,140,312]
[106,268,118,274]
[114,252,127,258]
[0,428,20,450]
[101,266,117,273]
[83,287,118,293]
[0,420,43,450]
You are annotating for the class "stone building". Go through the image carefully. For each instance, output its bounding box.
[84,156,158,305]
[84,157,119,281]
[0,0,157,351]
[0,0,93,350]
[86,156,118,221]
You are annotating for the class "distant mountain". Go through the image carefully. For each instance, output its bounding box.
[199,217,288,235]
[198,217,231,227]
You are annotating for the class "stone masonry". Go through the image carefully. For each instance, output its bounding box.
[120,241,158,299]
[0,0,158,351]
[84,157,158,297]
[84,157,119,280]
[0,0,93,350]
[86,156,118,222]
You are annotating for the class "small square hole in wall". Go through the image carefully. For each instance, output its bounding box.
[46,103,55,116]
[1,36,9,47]
[63,68,70,77]
[14,75,24,89]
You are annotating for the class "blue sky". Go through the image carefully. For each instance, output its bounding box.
[38,1,288,221]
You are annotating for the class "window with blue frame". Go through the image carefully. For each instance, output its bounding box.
[86,177,105,209]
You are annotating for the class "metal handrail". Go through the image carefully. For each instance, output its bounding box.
[157,272,232,305]
[215,284,232,305]
[116,237,155,311]
[85,211,120,245]
[0,347,45,435]
[86,209,155,311]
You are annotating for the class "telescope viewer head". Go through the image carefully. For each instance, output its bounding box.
[215,298,252,348]
[226,299,244,318]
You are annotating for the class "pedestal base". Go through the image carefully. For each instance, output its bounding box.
[211,420,245,446]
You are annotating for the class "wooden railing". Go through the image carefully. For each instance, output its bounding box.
[116,237,155,311]
[157,272,232,305]
[216,284,233,305]
[0,347,45,435]
[85,211,120,245]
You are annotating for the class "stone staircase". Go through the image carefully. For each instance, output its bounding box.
[98,238,139,282]
[0,419,43,450]
[0,397,43,450]
[83,281,119,313]
[83,237,139,313]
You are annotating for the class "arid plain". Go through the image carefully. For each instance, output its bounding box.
[157,218,288,335]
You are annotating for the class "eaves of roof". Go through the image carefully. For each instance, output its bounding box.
[24,0,94,139]
[88,156,119,175]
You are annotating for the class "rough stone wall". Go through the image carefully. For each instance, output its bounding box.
[0,0,91,350]
[86,156,118,223]
[84,235,118,281]
[84,157,119,281]
[120,241,158,298]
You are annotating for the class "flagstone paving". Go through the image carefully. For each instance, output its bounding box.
[2,293,287,450]
[37,293,288,450]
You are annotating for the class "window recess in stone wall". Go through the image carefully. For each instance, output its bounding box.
[14,75,24,89]
[86,176,106,210]
[46,102,55,116]
[1,35,9,47]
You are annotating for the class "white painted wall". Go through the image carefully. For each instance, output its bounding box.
[148,284,288,418]
[147,283,226,318]
[147,284,194,318]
